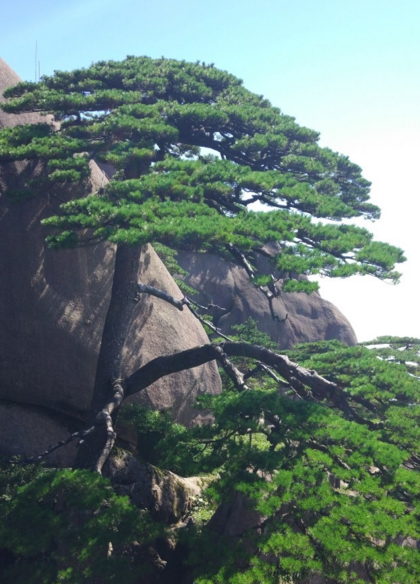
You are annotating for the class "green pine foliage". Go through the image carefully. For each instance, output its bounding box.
[230,317,278,350]
[361,337,420,379]
[179,338,420,583]
[112,334,420,583]
[0,464,164,584]
[286,340,420,455]
[0,56,405,289]
[2,337,420,582]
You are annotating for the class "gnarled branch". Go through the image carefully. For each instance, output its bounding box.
[125,341,381,430]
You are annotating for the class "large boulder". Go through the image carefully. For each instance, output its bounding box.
[176,246,357,348]
[0,57,221,465]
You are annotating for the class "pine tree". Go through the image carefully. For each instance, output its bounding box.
[0,56,405,472]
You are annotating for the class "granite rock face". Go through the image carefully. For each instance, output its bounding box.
[0,57,221,464]
[176,246,357,349]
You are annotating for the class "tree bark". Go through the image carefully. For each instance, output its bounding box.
[74,244,141,470]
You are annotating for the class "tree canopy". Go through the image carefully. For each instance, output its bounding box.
[0,56,404,287]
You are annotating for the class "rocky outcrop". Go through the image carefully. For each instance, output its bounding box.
[0,57,221,465]
[177,245,357,349]
[103,450,204,524]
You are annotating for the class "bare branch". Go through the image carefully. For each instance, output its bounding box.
[212,345,249,391]
[225,244,287,322]
[183,298,232,341]
[13,379,126,471]
[136,283,185,311]
[226,243,255,278]
[185,296,228,316]
[10,425,95,465]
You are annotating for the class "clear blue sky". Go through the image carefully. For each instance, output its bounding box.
[1,0,419,341]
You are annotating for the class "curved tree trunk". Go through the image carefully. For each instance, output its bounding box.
[74,243,141,471]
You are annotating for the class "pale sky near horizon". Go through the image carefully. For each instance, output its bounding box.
[1,0,419,342]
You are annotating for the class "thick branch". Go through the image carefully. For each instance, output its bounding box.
[126,344,225,396]
[124,342,381,430]
[222,343,379,428]
[123,342,327,398]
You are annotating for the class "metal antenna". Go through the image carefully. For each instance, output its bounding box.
[35,41,37,81]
